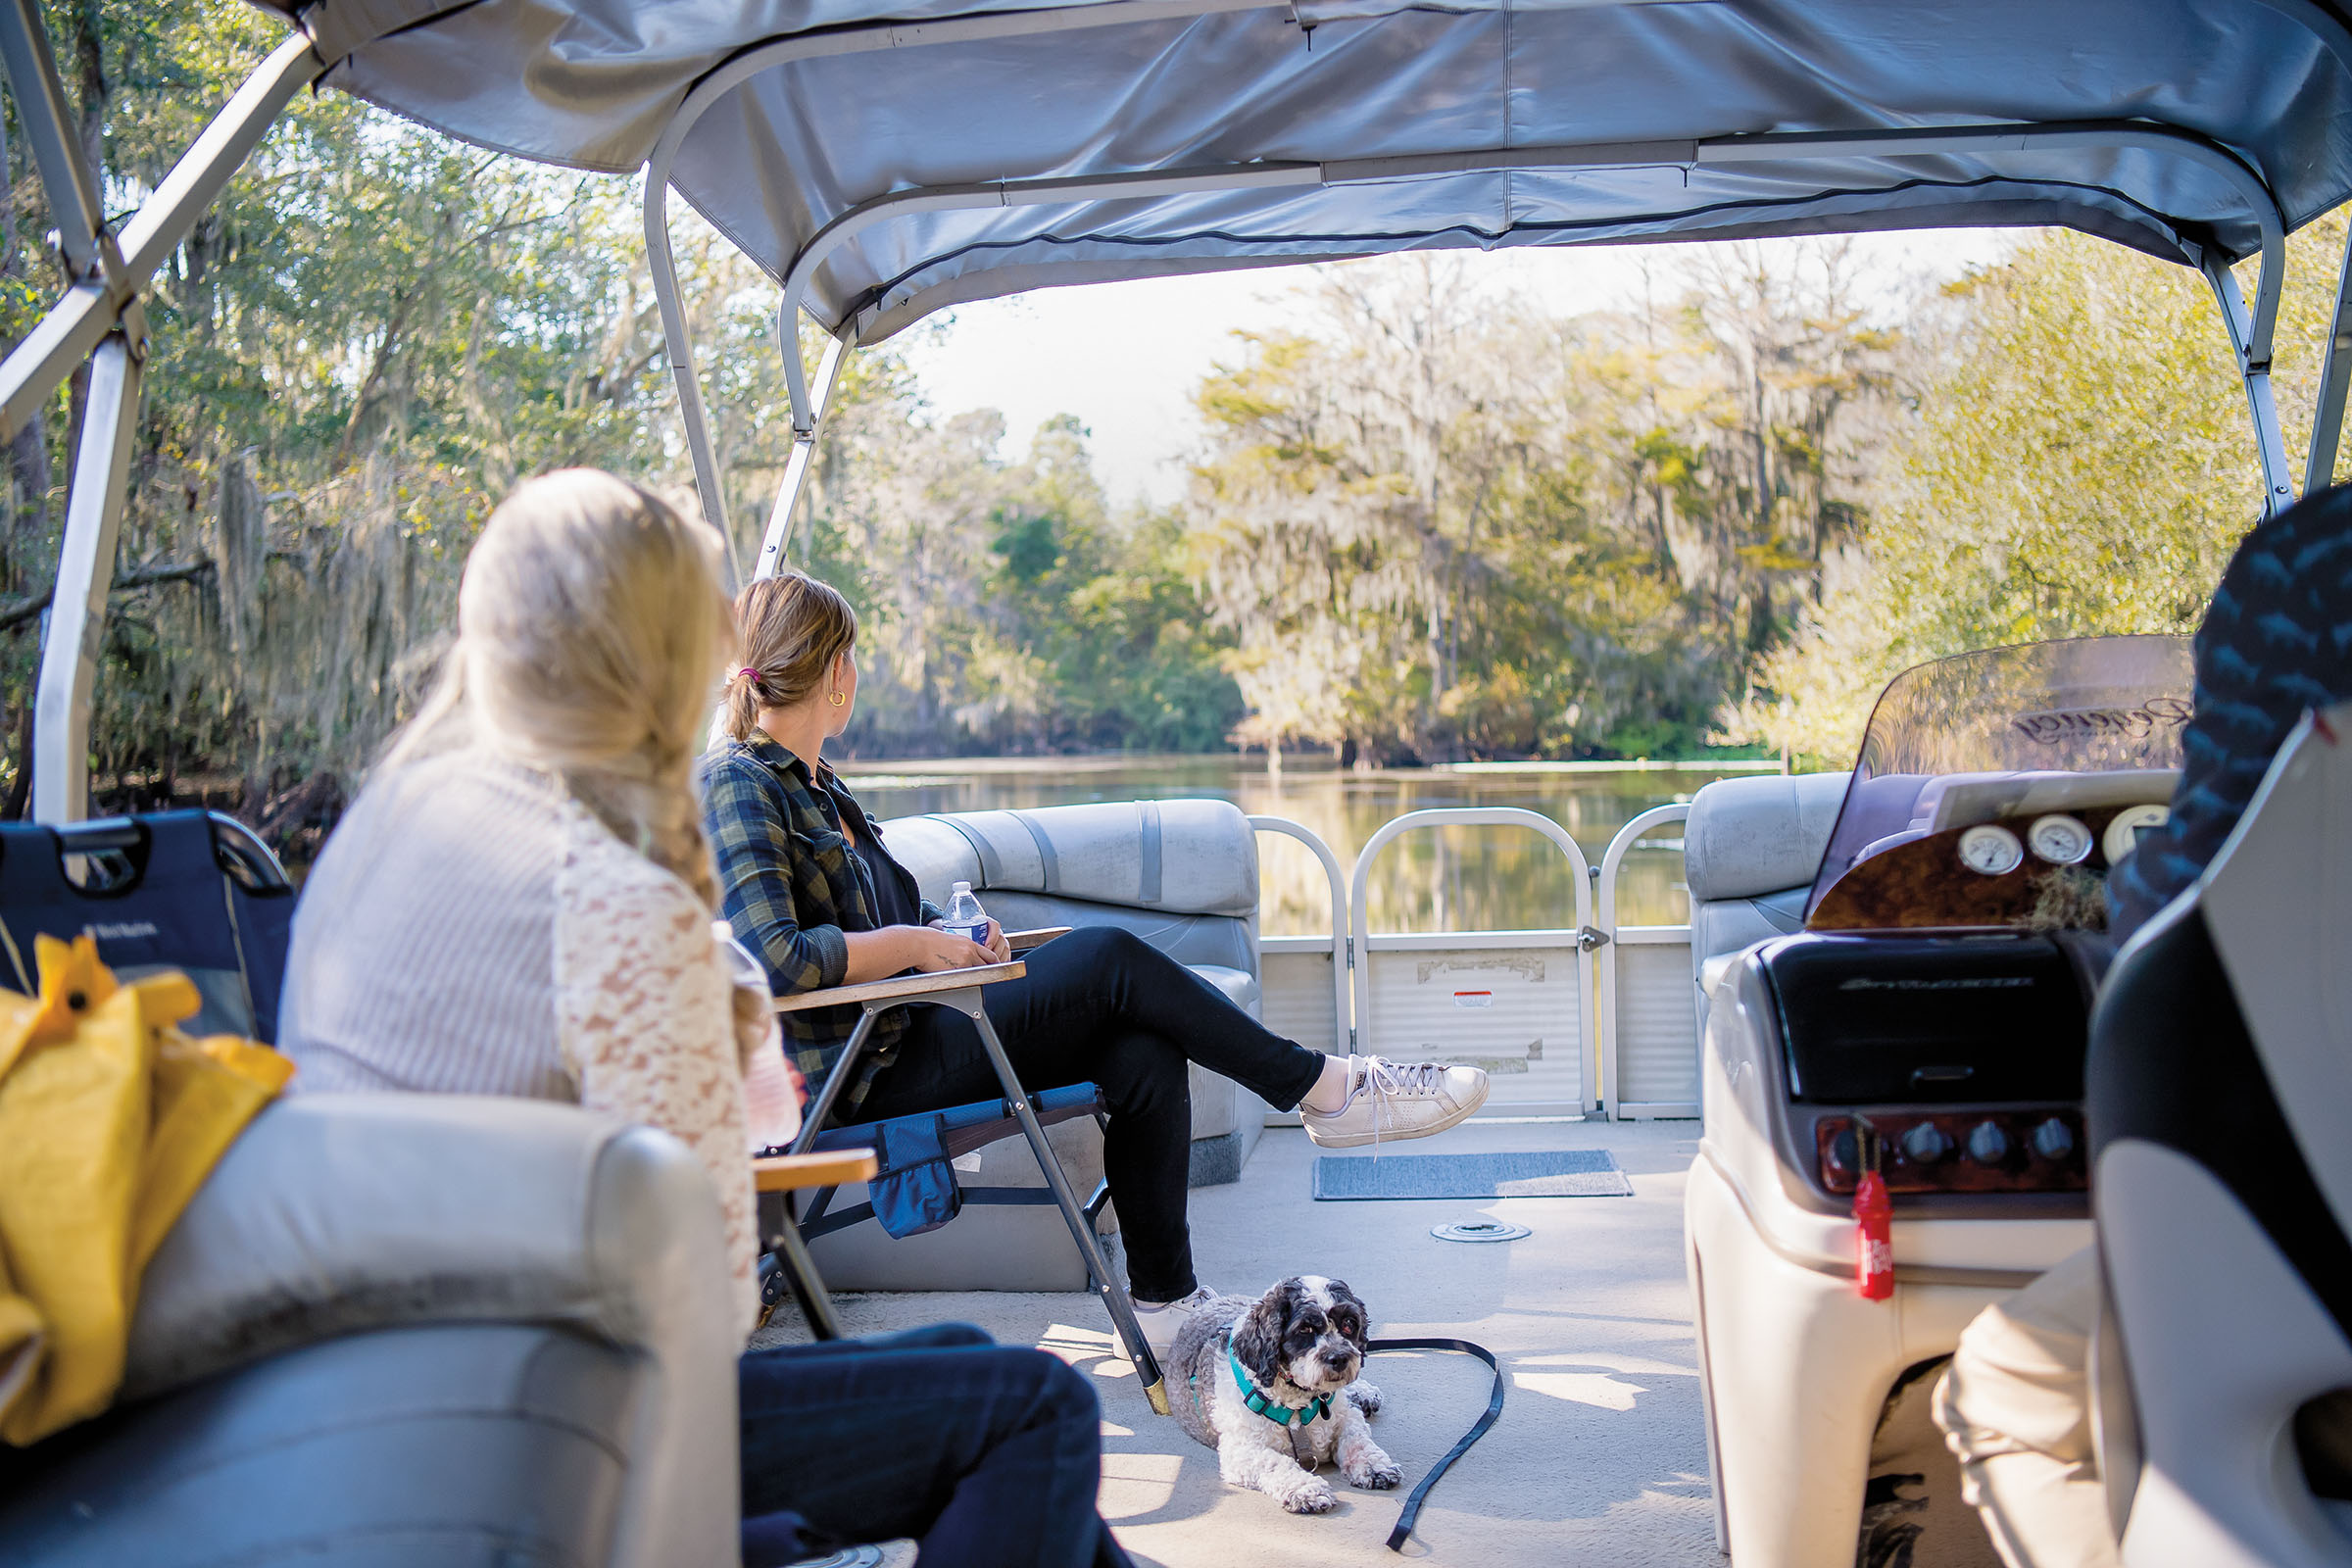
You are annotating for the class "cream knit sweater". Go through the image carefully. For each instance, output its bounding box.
[279,747,791,1333]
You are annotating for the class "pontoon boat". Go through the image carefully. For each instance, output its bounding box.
[4,2,2352,1564]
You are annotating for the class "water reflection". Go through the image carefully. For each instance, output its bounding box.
[840,757,1785,937]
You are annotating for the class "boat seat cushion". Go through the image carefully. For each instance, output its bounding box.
[1690,886,1811,980]
[807,805,1271,1290]
[1684,773,1845,1035]
[116,1092,740,1568]
[966,891,1258,977]
[882,800,1257,918]
[0,1323,641,1568]
[882,804,1266,1150]
[1683,772,1847,905]
[2088,703,2352,1560]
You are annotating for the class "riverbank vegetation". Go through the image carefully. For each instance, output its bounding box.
[1,2,2342,854]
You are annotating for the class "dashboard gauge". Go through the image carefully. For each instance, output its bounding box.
[2026,813,2094,866]
[2104,803,2172,866]
[1956,823,2026,876]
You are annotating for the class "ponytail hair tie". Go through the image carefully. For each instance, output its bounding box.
[737,667,760,681]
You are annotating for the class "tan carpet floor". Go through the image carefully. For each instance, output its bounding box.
[756,1119,1721,1567]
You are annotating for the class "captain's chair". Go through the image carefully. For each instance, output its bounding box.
[0,1095,742,1568]
[2088,700,2352,1566]
[1681,772,1846,1036]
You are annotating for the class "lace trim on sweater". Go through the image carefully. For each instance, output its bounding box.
[553,800,787,1335]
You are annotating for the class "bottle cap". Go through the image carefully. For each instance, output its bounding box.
[952,881,971,895]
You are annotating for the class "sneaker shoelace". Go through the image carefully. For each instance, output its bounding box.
[1358,1056,1448,1149]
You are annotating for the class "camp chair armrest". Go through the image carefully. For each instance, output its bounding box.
[771,959,1026,1014]
[753,1149,878,1192]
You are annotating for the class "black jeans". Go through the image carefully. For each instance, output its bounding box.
[856,925,1327,1300]
[739,1323,1131,1568]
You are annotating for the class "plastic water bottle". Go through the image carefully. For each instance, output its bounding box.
[941,881,995,952]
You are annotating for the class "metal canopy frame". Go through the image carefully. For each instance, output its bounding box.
[0,18,320,821]
[635,0,2305,577]
[3,3,2350,818]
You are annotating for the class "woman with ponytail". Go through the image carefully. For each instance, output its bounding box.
[279,470,1130,1568]
[705,570,1492,1363]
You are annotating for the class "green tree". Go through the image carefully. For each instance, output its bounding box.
[1187,249,1891,764]
[1730,215,2349,768]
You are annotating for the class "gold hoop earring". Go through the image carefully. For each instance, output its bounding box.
[828,691,847,708]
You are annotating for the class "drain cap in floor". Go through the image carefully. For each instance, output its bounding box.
[1431,1218,1532,1244]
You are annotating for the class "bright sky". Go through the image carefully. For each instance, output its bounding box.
[897,230,2024,509]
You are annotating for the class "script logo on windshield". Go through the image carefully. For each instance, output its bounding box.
[2010,695,2191,746]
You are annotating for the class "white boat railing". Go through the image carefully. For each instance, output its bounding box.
[1247,815,1353,1059]
[1348,808,1598,1118]
[1595,803,1698,1119]
[1250,805,1699,1120]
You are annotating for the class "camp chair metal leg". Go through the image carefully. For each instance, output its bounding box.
[946,995,1170,1415]
[1080,1180,1114,1294]
[790,1006,881,1154]
[765,1202,844,1341]
[758,1004,892,1342]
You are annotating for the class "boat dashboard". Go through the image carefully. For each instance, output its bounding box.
[1714,636,2198,1218]
[1749,929,2098,1214]
[1806,771,2174,932]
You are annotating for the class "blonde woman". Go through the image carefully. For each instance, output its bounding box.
[279,470,1130,1568]
[703,571,1491,1357]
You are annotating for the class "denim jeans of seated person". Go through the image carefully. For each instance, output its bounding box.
[739,1323,1132,1568]
[854,925,1329,1302]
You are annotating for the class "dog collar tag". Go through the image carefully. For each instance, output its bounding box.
[1229,1345,1331,1427]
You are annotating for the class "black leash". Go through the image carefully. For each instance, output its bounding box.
[1364,1337,1506,1553]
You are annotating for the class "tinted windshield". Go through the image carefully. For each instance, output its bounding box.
[1807,636,2195,914]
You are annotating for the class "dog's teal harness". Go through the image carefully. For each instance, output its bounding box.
[1227,1345,1332,1427]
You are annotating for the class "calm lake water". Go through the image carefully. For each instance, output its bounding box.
[837,755,1785,937]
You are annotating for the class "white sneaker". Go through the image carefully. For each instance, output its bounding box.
[1300,1055,1490,1149]
[1131,1286,1217,1358]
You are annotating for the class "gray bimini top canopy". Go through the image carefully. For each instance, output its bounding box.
[8,0,2352,818]
[237,0,2352,558]
[275,0,2352,346]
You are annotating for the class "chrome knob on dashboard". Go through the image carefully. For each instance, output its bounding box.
[1965,1121,2011,1164]
[1900,1123,1953,1164]
[2031,1118,2076,1160]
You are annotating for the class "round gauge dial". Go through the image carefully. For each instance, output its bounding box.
[1956,822,2026,876]
[2026,813,2094,866]
[2103,803,2171,865]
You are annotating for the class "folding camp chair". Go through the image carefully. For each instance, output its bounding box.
[754,956,1170,1416]
[0,809,295,1042]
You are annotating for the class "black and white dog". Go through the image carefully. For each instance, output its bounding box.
[1170,1275,1401,1514]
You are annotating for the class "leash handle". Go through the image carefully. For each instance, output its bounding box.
[1364,1336,1505,1553]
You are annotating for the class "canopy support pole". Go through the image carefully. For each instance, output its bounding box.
[2306,218,2352,494]
[643,187,743,587]
[0,0,112,286]
[755,322,847,580]
[0,18,317,820]
[32,334,142,824]
[640,0,1290,583]
[2205,258,2296,517]
[0,27,318,440]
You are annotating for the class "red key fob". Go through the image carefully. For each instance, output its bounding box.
[1853,1118,1894,1299]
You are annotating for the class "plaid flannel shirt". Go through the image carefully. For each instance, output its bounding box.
[701,733,942,1107]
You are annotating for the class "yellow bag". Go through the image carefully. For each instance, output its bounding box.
[0,934,291,1445]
